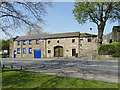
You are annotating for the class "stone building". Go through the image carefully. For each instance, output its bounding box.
[102,33,112,45]
[112,26,120,42]
[9,32,98,58]
[102,26,120,45]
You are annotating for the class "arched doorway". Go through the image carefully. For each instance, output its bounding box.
[54,46,63,57]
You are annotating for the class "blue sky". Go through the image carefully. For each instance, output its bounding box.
[1,2,118,40]
[42,2,118,35]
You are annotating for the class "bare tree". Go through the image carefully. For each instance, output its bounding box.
[0,2,52,37]
[25,26,49,36]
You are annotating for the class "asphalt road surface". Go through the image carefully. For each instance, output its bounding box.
[1,57,119,83]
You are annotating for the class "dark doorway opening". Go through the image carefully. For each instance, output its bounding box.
[72,49,76,56]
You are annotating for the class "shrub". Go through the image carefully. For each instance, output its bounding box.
[2,54,9,58]
[98,42,120,55]
[98,44,116,55]
[112,53,120,58]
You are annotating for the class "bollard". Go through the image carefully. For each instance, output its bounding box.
[11,65,13,69]
[3,65,5,68]
[20,66,22,70]
[66,55,68,59]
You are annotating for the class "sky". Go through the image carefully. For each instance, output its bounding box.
[1,2,119,40]
[42,2,118,35]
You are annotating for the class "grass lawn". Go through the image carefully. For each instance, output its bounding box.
[2,68,119,88]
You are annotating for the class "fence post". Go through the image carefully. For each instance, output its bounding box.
[11,65,13,69]
[3,65,5,68]
[20,66,22,70]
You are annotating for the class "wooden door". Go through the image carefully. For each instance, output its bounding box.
[54,46,63,57]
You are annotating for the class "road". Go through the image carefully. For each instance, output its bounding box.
[1,57,119,83]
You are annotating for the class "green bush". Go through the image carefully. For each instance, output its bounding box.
[98,42,120,55]
[2,54,9,58]
[112,53,120,58]
[98,44,116,55]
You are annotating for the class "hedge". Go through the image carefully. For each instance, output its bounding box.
[98,42,120,56]
[2,54,9,58]
[112,53,120,58]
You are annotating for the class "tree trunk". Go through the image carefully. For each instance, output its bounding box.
[97,22,106,47]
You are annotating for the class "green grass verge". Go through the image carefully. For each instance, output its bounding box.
[2,68,119,88]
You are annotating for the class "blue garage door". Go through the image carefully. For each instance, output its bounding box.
[34,50,41,58]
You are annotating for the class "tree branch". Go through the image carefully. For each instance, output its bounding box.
[89,7,101,21]
[88,12,98,26]
[103,3,112,22]
[1,15,31,26]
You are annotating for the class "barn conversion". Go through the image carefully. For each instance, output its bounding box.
[9,32,97,58]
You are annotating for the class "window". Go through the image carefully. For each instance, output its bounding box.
[88,39,91,42]
[17,48,20,54]
[48,41,50,44]
[23,41,26,45]
[66,50,69,52]
[80,39,83,42]
[110,35,112,39]
[23,48,26,54]
[109,39,112,43]
[36,40,39,44]
[29,48,32,54]
[57,40,59,43]
[72,39,75,43]
[18,41,20,45]
[48,50,51,53]
[29,40,32,45]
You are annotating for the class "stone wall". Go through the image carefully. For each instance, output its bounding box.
[93,55,120,60]
[10,37,80,58]
[46,37,80,58]
[10,33,98,58]
[9,38,14,58]
[80,37,98,51]
[112,26,120,42]
[10,39,45,58]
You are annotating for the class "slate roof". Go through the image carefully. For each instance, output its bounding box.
[113,26,120,32]
[15,32,80,41]
[14,32,97,41]
[80,33,97,38]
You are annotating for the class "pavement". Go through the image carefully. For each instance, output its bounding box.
[1,56,120,83]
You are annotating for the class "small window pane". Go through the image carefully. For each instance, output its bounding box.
[29,40,32,45]
[29,48,32,54]
[72,39,75,43]
[23,48,26,54]
[48,41,50,44]
[48,50,51,53]
[18,41,20,45]
[80,44,82,46]
[17,48,20,54]
[36,40,39,44]
[80,39,83,42]
[23,41,26,45]
[88,39,91,42]
[57,40,59,43]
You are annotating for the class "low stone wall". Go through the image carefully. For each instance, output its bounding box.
[92,55,120,60]
[79,50,98,58]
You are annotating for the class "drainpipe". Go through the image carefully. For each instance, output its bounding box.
[45,39,47,58]
[21,41,22,58]
[79,34,80,57]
